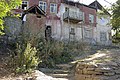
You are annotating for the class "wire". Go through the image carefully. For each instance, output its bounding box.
[104,0,113,5]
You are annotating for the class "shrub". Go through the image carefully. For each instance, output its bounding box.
[37,40,65,68]
[11,42,40,73]
[37,40,87,68]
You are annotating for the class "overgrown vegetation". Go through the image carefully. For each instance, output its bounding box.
[0,0,21,35]
[111,0,120,43]
[37,39,89,68]
[37,40,72,68]
[11,43,39,73]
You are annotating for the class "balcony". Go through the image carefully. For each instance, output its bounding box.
[63,10,83,23]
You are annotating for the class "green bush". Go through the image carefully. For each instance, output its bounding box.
[11,42,40,73]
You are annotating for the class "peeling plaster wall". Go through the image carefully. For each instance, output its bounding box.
[94,15,112,45]
[58,3,94,42]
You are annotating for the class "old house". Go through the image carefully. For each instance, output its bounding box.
[14,0,111,45]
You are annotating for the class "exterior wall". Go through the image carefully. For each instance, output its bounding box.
[58,3,95,42]
[79,5,96,26]
[94,15,112,45]
[46,19,61,40]
[23,14,46,38]
[29,0,39,7]
[59,3,80,41]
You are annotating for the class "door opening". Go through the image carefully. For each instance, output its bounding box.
[45,26,52,41]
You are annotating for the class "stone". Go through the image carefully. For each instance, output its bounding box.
[25,77,33,80]
[74,74,86,80]
[76,69,83,74]
[36,76,53,80]
[16,78,23,80]
[86,68,95,71]
[83,70,96,75]
[104,72,115,76]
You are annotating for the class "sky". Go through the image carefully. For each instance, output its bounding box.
[73,0,117,8]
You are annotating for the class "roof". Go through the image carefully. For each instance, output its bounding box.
[24,5,46,16]
[61,0,97,10]
[89,0,111,16]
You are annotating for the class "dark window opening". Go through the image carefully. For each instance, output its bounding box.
[65,7,69,12]
[45,26,52,41]
[22,4,27,10]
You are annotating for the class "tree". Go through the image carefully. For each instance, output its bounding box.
[111,0,120,40]
[0,0,21,35]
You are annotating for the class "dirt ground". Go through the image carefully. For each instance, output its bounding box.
[0,44,120,80]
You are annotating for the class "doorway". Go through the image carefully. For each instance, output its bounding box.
[45,26,52,41]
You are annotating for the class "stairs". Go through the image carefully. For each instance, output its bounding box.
[39,63,73,80]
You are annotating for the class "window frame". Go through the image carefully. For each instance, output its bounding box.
[21,1,29,10]
[82,12,85,22]
[100,32,107,41]
[39,1,47,12]
[89,14,94,23]
[50,3,57,14]
[84,29,92,39]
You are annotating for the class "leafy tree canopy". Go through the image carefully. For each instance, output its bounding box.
[111,0,120,32]
[0,0,21,35]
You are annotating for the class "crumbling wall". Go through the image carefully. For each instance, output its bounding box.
[4,17,22,40]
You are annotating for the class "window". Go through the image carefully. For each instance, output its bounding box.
[100,32,107,41]
[50,3,57,13]
[65,7,69,12]
[109,32,112,40]
[70,28,75,41]
[22,1,28,10]
[82,12,85,22]
[84,29,92,39]
[39,1,46,12]
[70,28,75,35]
[89,14,94,23]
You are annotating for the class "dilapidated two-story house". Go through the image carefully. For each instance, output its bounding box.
[13,0,111,45]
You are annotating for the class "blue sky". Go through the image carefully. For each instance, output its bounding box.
[74,0,117,7]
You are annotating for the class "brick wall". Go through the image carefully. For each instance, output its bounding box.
[79,5,96,26]
[23,14,46,37]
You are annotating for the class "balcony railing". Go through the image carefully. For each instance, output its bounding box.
[63,10,83,23]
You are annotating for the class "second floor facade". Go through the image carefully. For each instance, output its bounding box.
[20,0,97,26]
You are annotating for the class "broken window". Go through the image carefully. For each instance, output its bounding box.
[50,3,57,13]
[39,1,46,12]
[22,1,28,10]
